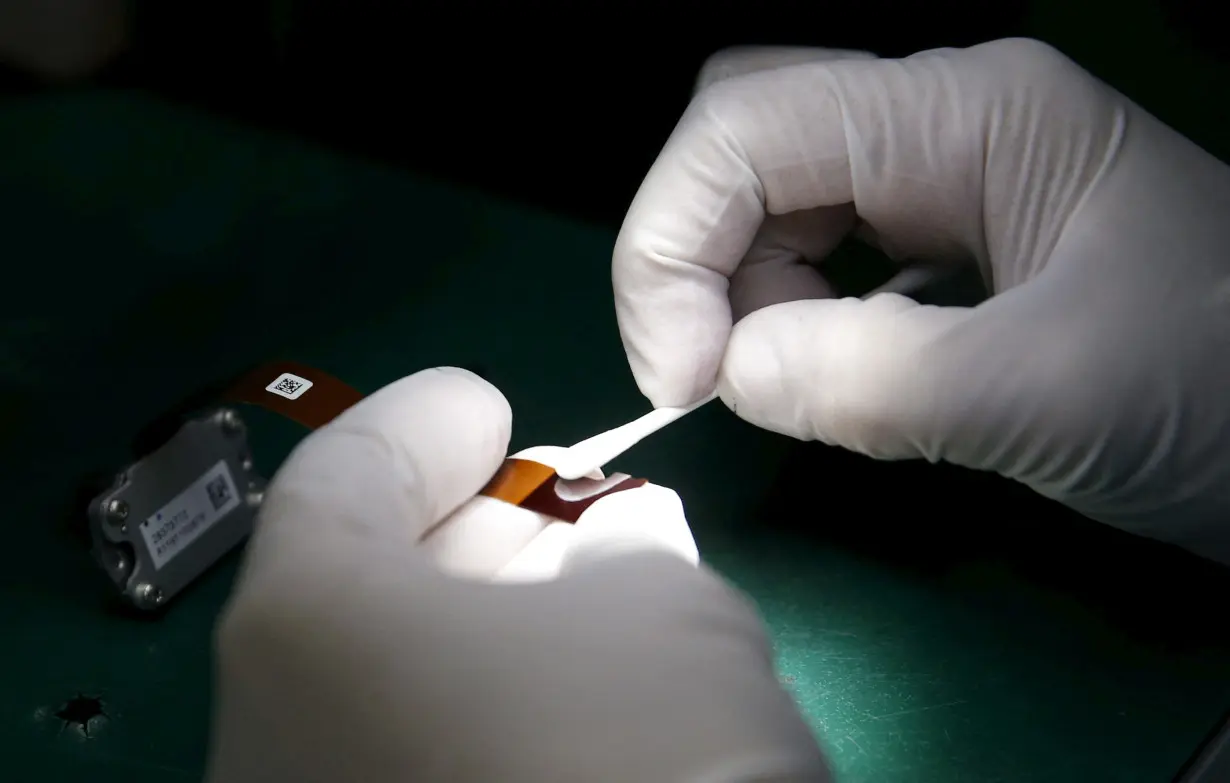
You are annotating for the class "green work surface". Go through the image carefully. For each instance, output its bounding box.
[5,29,1230,781]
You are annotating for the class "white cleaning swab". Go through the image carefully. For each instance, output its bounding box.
[552,262,951,481]
[553,391,719,480]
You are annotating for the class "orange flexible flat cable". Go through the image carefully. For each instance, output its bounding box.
[220,362,647,523]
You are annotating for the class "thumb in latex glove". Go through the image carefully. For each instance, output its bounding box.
[205,368,830,783]
[613,39,1230,564]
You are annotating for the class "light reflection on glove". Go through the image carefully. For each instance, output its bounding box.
[205,368,830,783]
[613,39,1230,564]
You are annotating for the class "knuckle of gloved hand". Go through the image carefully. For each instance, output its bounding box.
[695,46,801,94]
[985,37,1069,69]
[980,38,1093,95]
[694,45,876,94]
[688,75,753,134]
[694,47,759,93]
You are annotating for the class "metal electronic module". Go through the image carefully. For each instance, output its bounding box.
[87,408,265,610]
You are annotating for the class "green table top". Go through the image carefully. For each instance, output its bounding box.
[3,58,1230,782]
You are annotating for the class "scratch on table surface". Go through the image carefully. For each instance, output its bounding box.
[845,735,865,754]
[870,699,968,721]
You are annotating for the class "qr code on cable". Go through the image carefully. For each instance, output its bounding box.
[265,372,313,400]
[273,377,303,395]
[206,475,232,511]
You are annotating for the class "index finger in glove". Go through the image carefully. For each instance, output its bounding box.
[613,38,1124,408]
[238,367,512,580]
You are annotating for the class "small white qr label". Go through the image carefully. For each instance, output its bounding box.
[140,460,240,570]
[265,372,313,400]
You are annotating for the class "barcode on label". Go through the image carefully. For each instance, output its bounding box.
[206,474,232,511]
[140,460,241,570]
[265,372,313,400]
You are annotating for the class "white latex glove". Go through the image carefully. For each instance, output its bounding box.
[613,39,1230,564]
[205,368,830,783]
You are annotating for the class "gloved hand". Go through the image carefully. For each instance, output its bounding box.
[613,38,1230,564]
[205,368,830,783]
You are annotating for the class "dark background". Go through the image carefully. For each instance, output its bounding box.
[1,0,1037,227]
[119,0,1037,228]
[2,0,1224,227]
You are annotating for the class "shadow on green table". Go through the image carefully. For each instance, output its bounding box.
[2,41,1230,783]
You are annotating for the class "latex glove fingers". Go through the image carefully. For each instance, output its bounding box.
[214,549,829,783]
[619,37,1230,562]
[495,481,701,582]
[715,286,1103,471]
[239,360,703,586]
[225,366,511,600]
[717,273,1230,561]
[420,445,601,580]
[613,38,1126,408]
[210,370,830,783]
[701,49,877,324]
[500,552,833,783]
[429,441,702,583]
